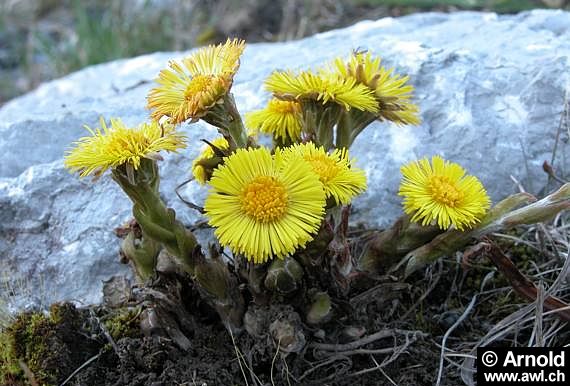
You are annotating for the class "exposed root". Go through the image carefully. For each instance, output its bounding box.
[299,329,424,384]
[310,329,426,352]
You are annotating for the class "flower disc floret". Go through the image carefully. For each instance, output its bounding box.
[147,38,245,123]
[399,156,491,230]
[240,176,288,222]
[64,118,186,178]
[246,99,303,141]
[304,152,341,184]
[279,142,367,205]
[204,147,326,263]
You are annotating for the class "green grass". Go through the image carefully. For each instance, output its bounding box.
[36,0,555,78]
[35,0,184,77]
[1,0,567,105]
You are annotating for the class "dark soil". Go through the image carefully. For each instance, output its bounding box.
[71,330,440,386]
[0,263,507,385]
[3,226,569,386]
[65,294,445,386]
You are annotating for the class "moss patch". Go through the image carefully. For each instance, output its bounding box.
[103,308,141,341]
[0,303,101,386]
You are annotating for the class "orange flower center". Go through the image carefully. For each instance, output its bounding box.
[184,75,214,99]
[429,176,463,207]
[304,154,340,184]
[268,99,300,115]
[240,176,288,223]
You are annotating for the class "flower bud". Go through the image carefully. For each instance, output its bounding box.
[306,291,332,325]
[264,256,304,294]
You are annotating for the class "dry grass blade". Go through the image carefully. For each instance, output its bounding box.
[532,281,545,346]
[460,215,569,384]
[547,91,569,190]
[435,271,495,386]
[481,240,570,322]
[229,329,251,386]
[298,355,352,383]
[58,354,101,386]
[18,360,39,386]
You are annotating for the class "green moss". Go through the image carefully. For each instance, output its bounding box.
[103,308,141,341]
[0,311,53,385]
[7,312,57,385]
[0,303,97,386]
[0,329,23,385]
[0,302,143,385]
[494,228,542,273]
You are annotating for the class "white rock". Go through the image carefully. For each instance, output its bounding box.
[1,10,569,309]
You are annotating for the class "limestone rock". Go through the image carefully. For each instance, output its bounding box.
[1,10,569,309]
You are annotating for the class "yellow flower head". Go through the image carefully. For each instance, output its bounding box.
[279,142,367,205]
[204,147,326,263]
[265,69,378,112]
[245,98,303,141]
[64,118,187,178]
[331,51,420,125]
[192,137,230,185]
[147,38,245,124]
[399,156,491,230]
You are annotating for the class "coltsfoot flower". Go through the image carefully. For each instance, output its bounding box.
[331,51,420,125]
[279,142,367,205]
[265,69,378,112]
[245,98,303,142]
[147,38,245,124]
[64,118,186,178]
[204,147,326,263]
[399,156,490,230]
[192,137,230,184]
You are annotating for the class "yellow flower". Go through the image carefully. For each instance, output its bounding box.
[204,147,326,263]
[331,51,420,125]
[265,69,378,112]
[245,99,303,141]
[192,137,230,184]
[399,156,490,230]
[147,38,245,124]
[279,142,367,205]
[64,118,186,178]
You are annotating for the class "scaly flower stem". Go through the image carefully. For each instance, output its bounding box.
[335,110,375,149]
[358,214,442,274]
[335,112,352,150]
[112,159,198,275]
[203,93,248,149]
[194,249,246,332]
[224,94,248,148]
[317,105,342,150]
[120,230,161,281]
[113,159,245,331]
[303,102,343,150]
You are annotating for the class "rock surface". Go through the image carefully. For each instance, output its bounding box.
[1,10,569,309]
